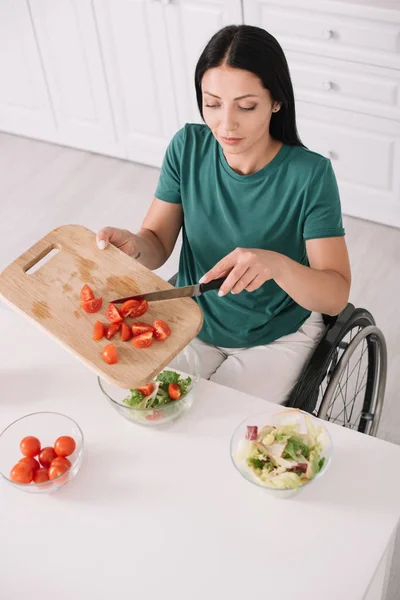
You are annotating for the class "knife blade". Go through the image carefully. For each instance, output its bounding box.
[110,277,226,304]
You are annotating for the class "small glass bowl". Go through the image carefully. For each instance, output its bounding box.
[0,412,84,494]
[230,408,333,499]
[98,343,201,426]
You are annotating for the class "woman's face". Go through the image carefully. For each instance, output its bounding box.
[201,65,280,155]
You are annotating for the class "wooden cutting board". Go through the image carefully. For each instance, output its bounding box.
[0,225,203,389]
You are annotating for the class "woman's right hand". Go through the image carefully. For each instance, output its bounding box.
[96,227,139,257]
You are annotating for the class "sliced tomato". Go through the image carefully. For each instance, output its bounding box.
[131,331,153,349]
[102,344,118,364]
[136,383,154,396]
[82,298,103,313]
[153,319,171,341]
[120,322,132,341]
[120,299,149,319]
[80,284,95,304]
[131,322,155,337]
[106,323,121,340]
[93,321,105,340]
[106,303,123,324]
[168,383,182,400]
[145,409,163,421]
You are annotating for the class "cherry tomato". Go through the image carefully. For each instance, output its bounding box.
[131,322,155,337]
[106,323,121,340]
[33,468,49,484]
[120,299,148,319]
[19,457,40,472]
[131,331,153,349]
[106,304,123,324]
[168,383,182,400]
[54,436,76,458]
[39,446,57,468]
[102,344,118,364]
[51,457,71,469]
[49,462,69,480]
[82,298,103,313]
[153,319,171,341]
[93,320,105,340]
[80,284,94,304]
[10,462,33,484]
[136,383,154,396]
[120,322,132,341]
[20,436,41,458]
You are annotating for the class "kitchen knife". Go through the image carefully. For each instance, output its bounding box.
[110,277,226,304]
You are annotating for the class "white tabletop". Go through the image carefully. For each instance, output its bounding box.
[1,306,399,600]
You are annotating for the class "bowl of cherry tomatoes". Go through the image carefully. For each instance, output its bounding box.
[0,412,84,493]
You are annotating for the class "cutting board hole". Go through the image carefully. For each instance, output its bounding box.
[25,246,60,275]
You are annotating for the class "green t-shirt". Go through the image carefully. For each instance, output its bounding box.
[155,124,345,348]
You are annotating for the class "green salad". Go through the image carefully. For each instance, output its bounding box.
[124,370,192,410]
[236,416,326,490]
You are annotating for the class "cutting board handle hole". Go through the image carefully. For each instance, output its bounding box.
[24,244,61,275]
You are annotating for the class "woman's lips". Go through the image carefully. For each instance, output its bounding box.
[220,136,243,145]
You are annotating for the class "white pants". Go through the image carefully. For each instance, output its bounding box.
[192,312,326,405]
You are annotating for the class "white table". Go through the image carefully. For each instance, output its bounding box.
[0,306,399,600]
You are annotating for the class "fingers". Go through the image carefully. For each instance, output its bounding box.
[231,267,260,294]
[96,227,115,250]
[218,264,248,296]
[199,252,237,284]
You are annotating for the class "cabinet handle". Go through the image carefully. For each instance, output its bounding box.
[321,29,334,40]
[322,80,333,91]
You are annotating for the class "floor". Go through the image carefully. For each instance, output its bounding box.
[0,132,399,598]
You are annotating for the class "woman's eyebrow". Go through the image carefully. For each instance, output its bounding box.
[203,91,259,101]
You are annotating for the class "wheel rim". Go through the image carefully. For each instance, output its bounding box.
[317,326,387,435]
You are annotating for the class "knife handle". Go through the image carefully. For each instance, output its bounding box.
[199,277,227,294]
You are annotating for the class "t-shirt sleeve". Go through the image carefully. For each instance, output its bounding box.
[303,158,345,240]
[154,126,186,204]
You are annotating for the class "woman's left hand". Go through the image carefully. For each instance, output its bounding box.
[200,248,278,296]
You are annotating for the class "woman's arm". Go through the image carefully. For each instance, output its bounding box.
[200,236,351,317]
[271,237,351,316]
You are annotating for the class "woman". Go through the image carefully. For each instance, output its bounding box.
[96,25,351,404]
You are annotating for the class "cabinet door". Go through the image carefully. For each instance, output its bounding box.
[29,0,120,156]
[0,0,54,139]
[296,102,400,228]
[166,0,243,127]
[94,0,179,167]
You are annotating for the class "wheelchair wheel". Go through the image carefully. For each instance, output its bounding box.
[316,309,387,436]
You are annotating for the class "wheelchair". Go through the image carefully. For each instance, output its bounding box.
[169,275,387,437]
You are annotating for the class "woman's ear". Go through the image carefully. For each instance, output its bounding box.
[272,102,281,113]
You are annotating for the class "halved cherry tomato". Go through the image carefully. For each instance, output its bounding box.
[93,320,105,340]
[168,383,181,400]
[39,446,57,468]
[19,457,40,472]
[120,299,149,319]
[20,436,41,458]
[102,344,118,364]
[54,436,76,458]
[49,461,69,480]
[51,457,71,469]
[136,383,154,396]
[106,323,121,340]
[82,298,103,313]
[121,322,132,341]
[106,304,123,324]
[80,284,94,304]
[10,462,33,484]
[145,409,163,421]
[131,331,153,349]
[33,467,49,484]
[153,319,171,341]
[131,322,155,337]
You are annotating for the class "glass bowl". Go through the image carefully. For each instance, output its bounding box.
[230,408,333,499]
[0,412,84,494]
[98,343,201,426]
